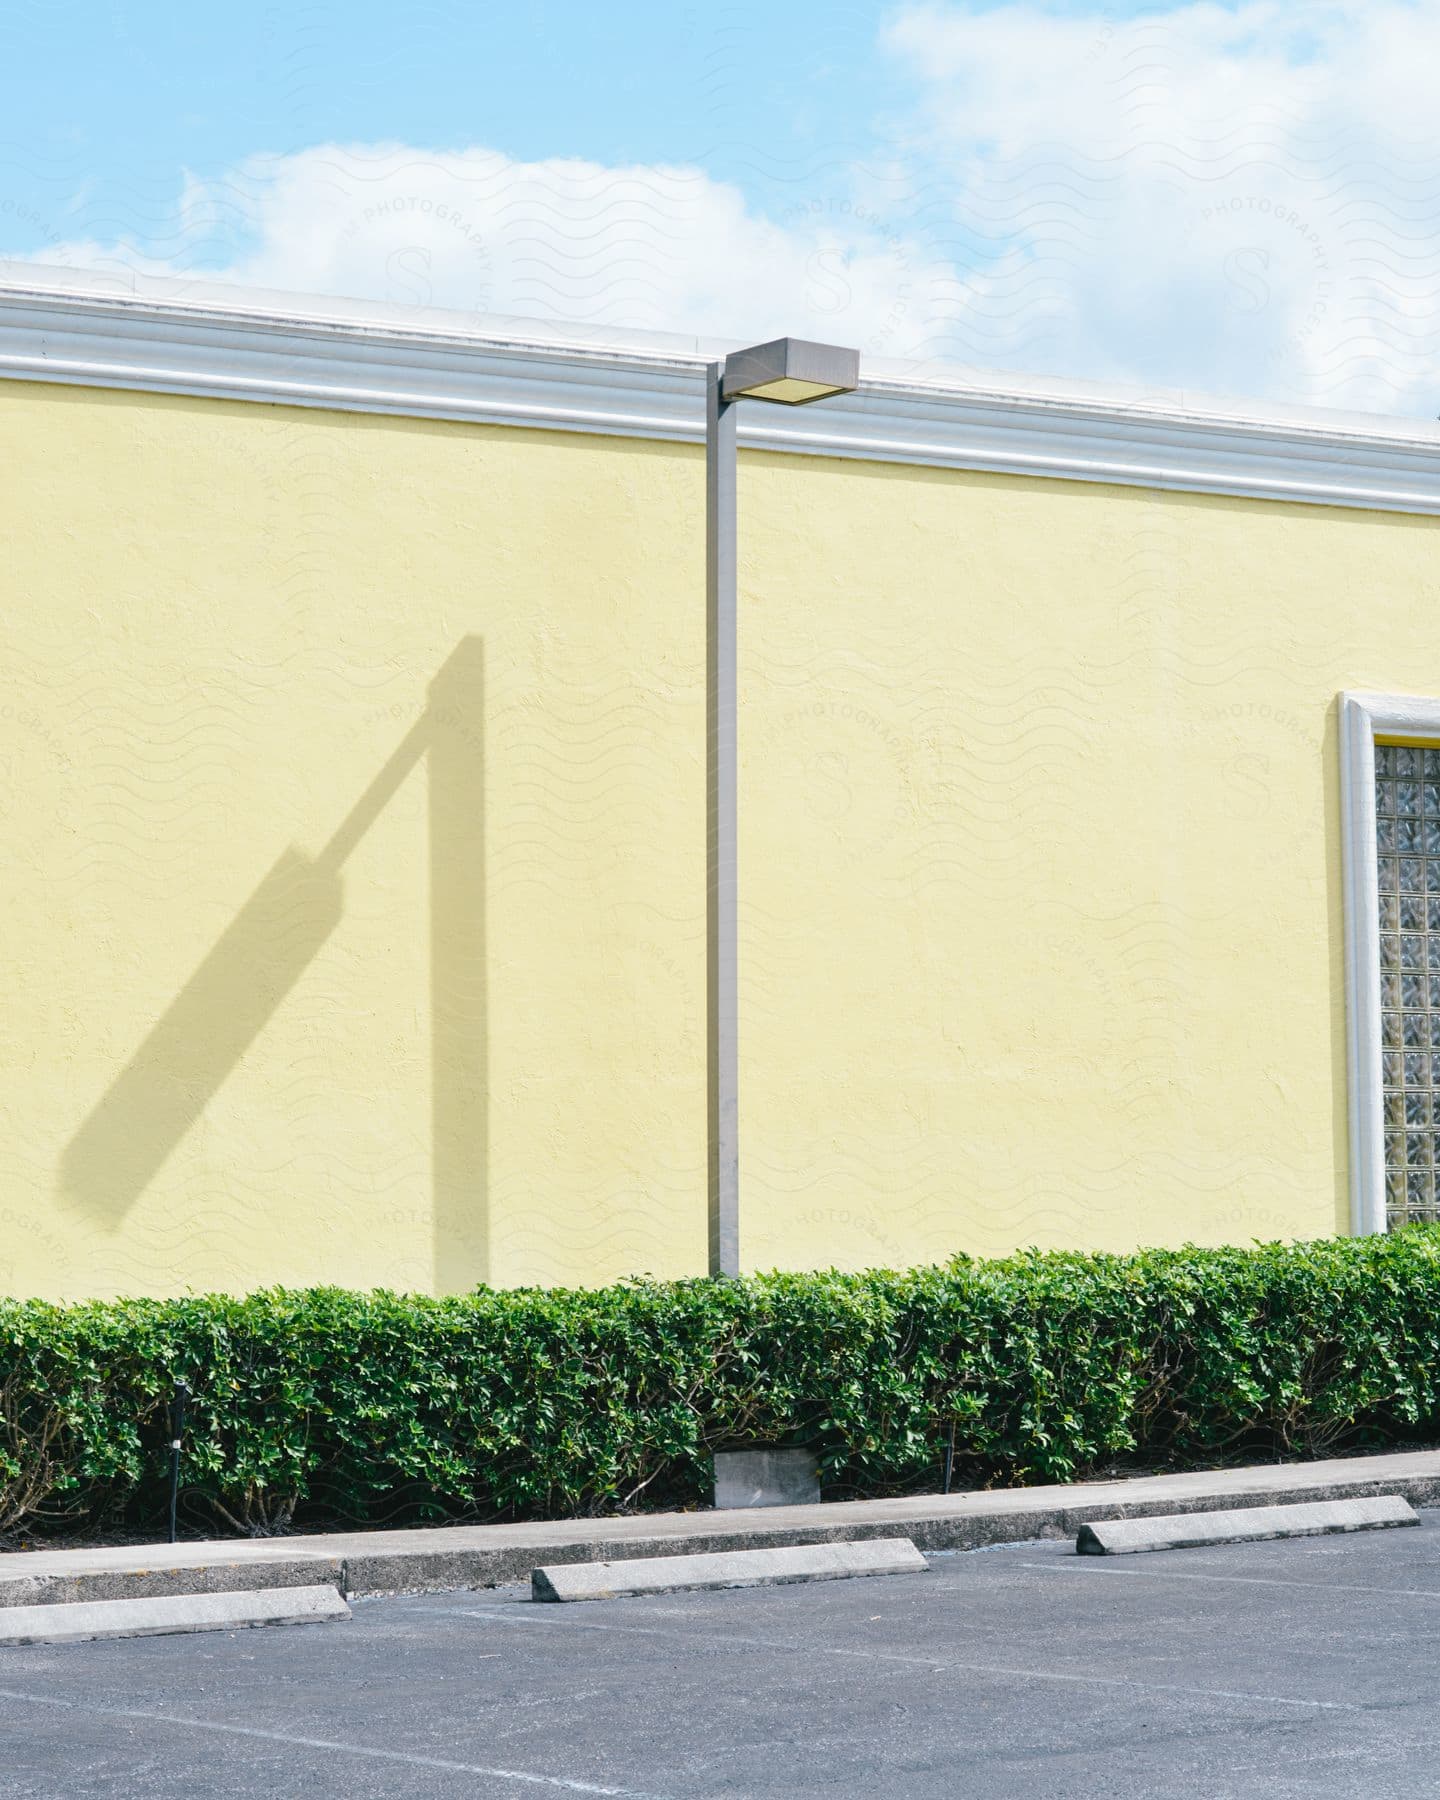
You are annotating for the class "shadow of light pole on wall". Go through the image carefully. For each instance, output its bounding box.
[58,637,488,1292]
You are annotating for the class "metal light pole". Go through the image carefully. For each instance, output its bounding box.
[705,337,860,1277]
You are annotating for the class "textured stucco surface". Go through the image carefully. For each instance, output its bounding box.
[3,377,1440,1297]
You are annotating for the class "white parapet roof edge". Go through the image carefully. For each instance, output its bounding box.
[4,261,1440,515]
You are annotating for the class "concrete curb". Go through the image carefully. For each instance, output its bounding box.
[0,1584,350,1647]
[532,1537,927,1602]
[5,1447,1440,1605]
[1076,1494,1419,1555]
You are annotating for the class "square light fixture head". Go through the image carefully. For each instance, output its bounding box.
[721,337,860,406]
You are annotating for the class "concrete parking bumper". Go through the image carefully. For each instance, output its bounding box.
[1076,1494,1417,1555]
[0,1584,350,1647]
[532,1537,926,1601]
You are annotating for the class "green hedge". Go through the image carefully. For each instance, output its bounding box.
[5,1232,1440,1540]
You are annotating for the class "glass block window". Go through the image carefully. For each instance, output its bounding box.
[1376,743,1440,1227]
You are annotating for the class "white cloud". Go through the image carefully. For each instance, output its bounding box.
[32,143,978,370]
[881,0,1440,413]
[23,4,1440,416]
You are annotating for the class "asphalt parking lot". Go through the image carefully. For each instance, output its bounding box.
[6,1513,1440,1798]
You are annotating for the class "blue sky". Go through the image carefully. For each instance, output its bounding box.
[3,1,1438,417]
[2,3,917,233]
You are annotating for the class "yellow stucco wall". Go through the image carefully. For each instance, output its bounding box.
[2,376,1438,1298]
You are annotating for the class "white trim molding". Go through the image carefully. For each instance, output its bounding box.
[4,266,1440,513]
[1340,692,1440,1235]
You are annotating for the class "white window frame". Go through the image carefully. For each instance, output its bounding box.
[1340,691,1440,1234]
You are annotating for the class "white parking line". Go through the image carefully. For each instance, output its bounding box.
[0,1688,672,1797]
[425,1604,1362,1713]
[1015,1561,1440,1601]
